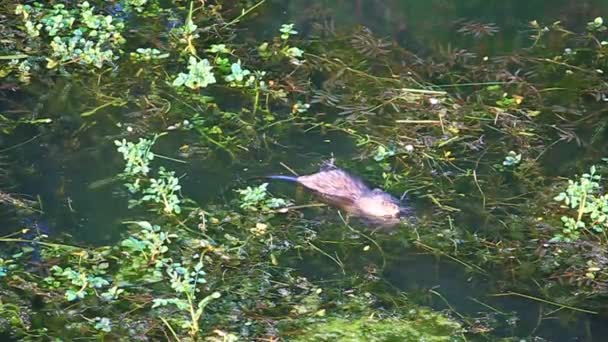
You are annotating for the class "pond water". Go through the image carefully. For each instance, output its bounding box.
[2,0,608,340]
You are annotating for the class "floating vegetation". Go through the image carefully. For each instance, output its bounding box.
[173,57,217,90]
[455,20,500,38]
[293,311,465,341]
[0,191,37,211]
[350,27,391,58]
[14,2,126,69]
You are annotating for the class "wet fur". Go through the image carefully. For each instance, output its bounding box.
[266,161,410,224]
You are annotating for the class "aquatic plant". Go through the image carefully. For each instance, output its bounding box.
[295,312,464,341]
[586,17,606,32]
[93,317,112,333]
[224,60,252,85]
[169,1,198,55]
[207,44,232,72]
[115,137,184,214]
[45,263,110,301]
[121,0,149,13]
[373,145,397,162]
[552,165,608,242]
[119,221,175,282]
[142,167,182,214]
[350,26,391,58]
[129,48,169,61]
[237,182,288,211]
[502,151,521,167]
[292,100,311,114]
[279,24,304,60]
[115,137,156,177]
[173,56,217,90]
[280,23,298,40]
[14,2,126,68]
[456,20,500,38]
[0,258,12,278]
[257,23,305,62]
[152,263,221,338]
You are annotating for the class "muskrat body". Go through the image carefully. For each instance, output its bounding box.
[266,161,411,225]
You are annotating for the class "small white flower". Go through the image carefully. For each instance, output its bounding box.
[126,126,133,132]
[405,144,414,152]
[564,48,572,54]
[429,97,439,105]
[483,56,489,61]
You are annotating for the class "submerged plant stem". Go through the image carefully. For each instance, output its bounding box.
[415,241,487,275]
[308,242,345,274]
[0,238,82,251]
[490,291,598,315]
[221,0,267,28]
[338,211,387,270]
[80,98,128,117]
[160,316,180,341]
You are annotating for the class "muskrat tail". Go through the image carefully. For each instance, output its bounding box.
[264,175,300,182]
[244,175,300,184]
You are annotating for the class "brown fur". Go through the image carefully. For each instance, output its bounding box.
[281,161,409,224]
[298,168,369,206]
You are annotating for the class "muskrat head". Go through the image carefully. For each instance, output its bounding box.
[355,189,403,219]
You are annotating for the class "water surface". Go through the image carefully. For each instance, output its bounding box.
[3,0,608,340]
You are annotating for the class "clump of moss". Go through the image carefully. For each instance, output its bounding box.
[293,309,464,342]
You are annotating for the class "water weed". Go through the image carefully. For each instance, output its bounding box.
[15,1,126,68]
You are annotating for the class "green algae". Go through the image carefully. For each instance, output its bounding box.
[293,311,464,342]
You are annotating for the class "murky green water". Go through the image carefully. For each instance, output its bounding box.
[2,0,608,340]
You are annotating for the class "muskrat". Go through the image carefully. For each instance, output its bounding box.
[265,160,412,226]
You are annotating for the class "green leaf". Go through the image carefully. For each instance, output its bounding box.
[134,221,153,230]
